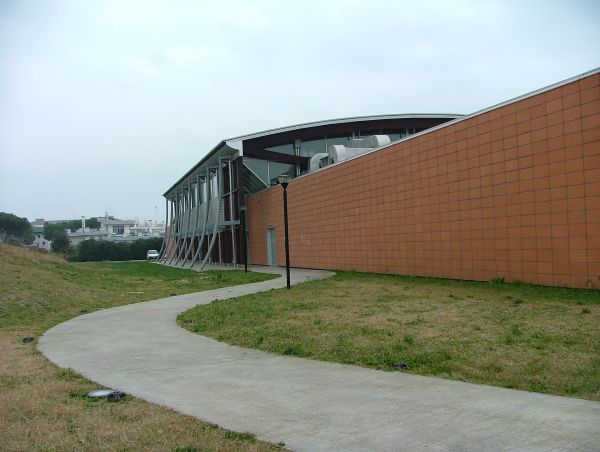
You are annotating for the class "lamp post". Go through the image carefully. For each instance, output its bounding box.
[239,206,248,273]
[277,175,291,289]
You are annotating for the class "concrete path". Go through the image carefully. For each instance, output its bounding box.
[39,267,600,451]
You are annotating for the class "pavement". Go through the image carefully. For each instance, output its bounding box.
[39,266,600,451]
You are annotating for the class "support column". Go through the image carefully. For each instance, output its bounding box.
[167,191,183,265]
[199,157,225,271]
[228,159,237,265]
[188,167,213,268]
[181,172,203,265]
[157,197,169,260]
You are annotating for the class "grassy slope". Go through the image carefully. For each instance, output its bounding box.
[0,243,279,451]
[180,271,600,401]
[0,244,274,332]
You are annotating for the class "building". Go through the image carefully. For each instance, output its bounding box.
[66,228,109,245]
[160,114,459,268]
[99,217,136,236]
[30,218,52,251]
[161,68,600,289]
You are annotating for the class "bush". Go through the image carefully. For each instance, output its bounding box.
[50,231,70,253]
[68,238,163,262]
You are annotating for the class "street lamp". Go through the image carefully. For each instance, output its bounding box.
[239,206,248,273]
[277,174,291,289]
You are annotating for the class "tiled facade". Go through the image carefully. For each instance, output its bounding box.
[247,73,600,288]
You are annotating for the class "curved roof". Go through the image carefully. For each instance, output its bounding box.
[163,113,462,196]
[225,113,463,143]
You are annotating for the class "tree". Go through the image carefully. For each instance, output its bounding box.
[50,231,70,253]
[0,212,34,244]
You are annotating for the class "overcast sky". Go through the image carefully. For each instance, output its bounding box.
[1,0,599,223]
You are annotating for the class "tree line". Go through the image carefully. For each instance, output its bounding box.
[1,211,164,262]
[67,237,163,261]
[0,212,34,244]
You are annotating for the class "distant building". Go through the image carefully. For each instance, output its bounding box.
[30,218,52,251]
[98,217,136,236]
[66,228,109,245]
[65,216,164,245]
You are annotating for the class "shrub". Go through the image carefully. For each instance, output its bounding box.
[68,238,163,262]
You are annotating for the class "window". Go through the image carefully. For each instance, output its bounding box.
[112,226,124,234]
[266,143,294,155]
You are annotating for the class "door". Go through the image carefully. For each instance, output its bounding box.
[267,228,276,266]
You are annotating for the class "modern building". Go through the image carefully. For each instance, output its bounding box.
[161,68,600,289]
[160,114,460,268]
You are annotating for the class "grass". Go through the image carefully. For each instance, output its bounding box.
[179,270,600,401]
[0,243,279,451]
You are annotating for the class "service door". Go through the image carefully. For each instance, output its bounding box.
[267,228,276,266]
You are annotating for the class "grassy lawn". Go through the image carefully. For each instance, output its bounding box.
[179,271,600,401]
[0,243,279,451]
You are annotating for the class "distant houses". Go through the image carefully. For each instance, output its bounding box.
[31,216,165,248]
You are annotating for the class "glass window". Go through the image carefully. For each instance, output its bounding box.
[266,143,294,155]
[326,135,351,148]
[268,162,295,185]
[244,158,270,185]
[300,138,327,157]
[358,130,379,137]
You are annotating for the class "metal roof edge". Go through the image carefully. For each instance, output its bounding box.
[225,113,464,142]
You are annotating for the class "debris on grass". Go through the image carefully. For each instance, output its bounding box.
[87,389,127,402]
[22,336,35,343]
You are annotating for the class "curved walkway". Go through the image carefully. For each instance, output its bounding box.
[40,267,600,451]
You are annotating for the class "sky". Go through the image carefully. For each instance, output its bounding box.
[1,0,599,223]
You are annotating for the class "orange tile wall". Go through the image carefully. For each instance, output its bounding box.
[247,73,600,288]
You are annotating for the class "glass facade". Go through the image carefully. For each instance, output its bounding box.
[242,124,431,192]
[267,143,294,155]
[299,135,352,158]
[244,158,295,188]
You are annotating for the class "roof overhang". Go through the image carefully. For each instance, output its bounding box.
[162,113,463,198]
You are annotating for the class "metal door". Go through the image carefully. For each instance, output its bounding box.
[267,228,276,266]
